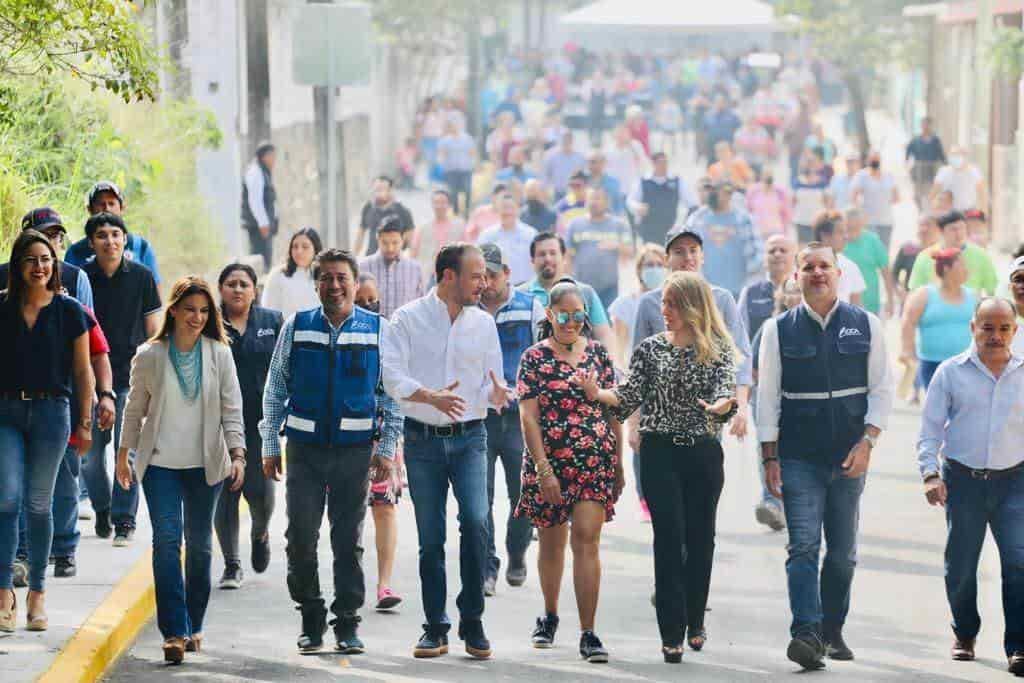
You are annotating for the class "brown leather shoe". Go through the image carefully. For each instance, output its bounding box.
[163,637,186,664]
[951,637,975,661]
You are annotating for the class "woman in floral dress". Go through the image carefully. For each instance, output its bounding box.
[515,278,624,663]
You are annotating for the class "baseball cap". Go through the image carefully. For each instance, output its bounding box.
[87,181,125,209]
[480,243,506,273]
[21,207,65,233]
[1010,255,1024,277]
[664,225,703,251]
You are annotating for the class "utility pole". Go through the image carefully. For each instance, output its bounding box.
[308,0,345,249]
[245,0,271,152]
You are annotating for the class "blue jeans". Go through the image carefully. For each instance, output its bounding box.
[142,466,223,639]
[82,392,138,528]
[944,461,1024,656]
[0,397,71,591]
[780,457,865,637]
[18,444,81,559]
[918,359,942,389]
[403,421,488,629]
[484,409,531,580]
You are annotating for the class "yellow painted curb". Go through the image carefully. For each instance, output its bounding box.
[37,550,155,683]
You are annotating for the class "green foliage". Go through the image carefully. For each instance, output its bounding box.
[0,0,159,102]
[989,25,1024,80]
[0,76,224,279]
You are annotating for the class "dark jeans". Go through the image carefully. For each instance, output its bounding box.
[780,457,865,637]
[944,461,1024,657]
[18,444,81,559]
[82,392,138,529]
[247,228,273,272]
[484,408,531,580]
[444,170,473,217]
[284,440,371,618]
[918,359,942,389]
[0,397,71,591]
[214,429,275,567]
[403,421,488,630]
[141,465,223,639]
[640,434,724,645]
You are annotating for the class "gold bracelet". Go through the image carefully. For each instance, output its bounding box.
[536,460,554,479]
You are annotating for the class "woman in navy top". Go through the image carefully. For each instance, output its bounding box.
[0,230,94,633]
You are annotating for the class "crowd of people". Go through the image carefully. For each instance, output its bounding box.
[2,42,1023,679]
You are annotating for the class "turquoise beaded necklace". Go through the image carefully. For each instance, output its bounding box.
[168,339,202,404]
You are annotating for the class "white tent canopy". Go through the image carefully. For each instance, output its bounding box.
[560,0,781,33]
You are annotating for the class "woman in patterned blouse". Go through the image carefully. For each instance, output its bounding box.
[576,271,737,663]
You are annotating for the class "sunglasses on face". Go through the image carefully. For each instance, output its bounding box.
[555,311,586,325]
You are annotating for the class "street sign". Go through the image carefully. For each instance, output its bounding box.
[292,3,372,87]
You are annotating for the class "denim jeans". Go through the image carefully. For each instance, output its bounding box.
[780,457,865,637]
[403,421,488,629]
[0,397,71,591]
[944,461,1024,657]
[283,440,371,619]
[81,392,139,528]
[444,169,473,216]
[18,444,81,559]
[484,408,531,580]
[141,465,222,639]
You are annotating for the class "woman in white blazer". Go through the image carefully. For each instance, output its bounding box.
[117,276,246,664]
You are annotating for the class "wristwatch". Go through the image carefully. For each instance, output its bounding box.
[98,390,117,402]
[861,433,878,449]
[923,471,941,483]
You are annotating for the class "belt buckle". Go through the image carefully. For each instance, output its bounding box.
[672,434,694,447]
[435,424,455,438]
[970,468,990,481]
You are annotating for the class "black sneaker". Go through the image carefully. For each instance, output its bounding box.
[333,614,365,654]
[506,556,527,587]
[54,556,76,578]
[218,564,243,590]
[484,575,497,597]
[531,613,559,648]
[458,620,492,659]
[824,628,854,661]
[94,508,112,539]
[1008,651,1024,675]
[579,630,609,663]
[12,556,28,588]
[297,605,328,653]
[787,631,826,670]
[413,626,450,658]
[112,525,134,547]
[251,533,271,574]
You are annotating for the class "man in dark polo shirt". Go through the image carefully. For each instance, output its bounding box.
[353,176,415,257]
[81,212,161,547]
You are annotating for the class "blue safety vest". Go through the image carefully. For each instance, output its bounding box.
[285,306,380,446]
[492,289,536,389]
[777,302,871,464]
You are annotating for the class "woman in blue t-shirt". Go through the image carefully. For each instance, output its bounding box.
[0,230,94,633]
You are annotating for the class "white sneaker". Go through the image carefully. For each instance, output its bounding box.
[755,502,786,531]
[78,502,93,520]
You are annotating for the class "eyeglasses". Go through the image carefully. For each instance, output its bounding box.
[21,255,54,268]
[554,311,586,325]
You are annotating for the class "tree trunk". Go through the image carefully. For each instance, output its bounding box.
[842,68,871,160]
[466,17,482,142]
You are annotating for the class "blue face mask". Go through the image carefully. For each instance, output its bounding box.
[640,265,668,290]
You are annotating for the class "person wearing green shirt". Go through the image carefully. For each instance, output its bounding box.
[907,210,998,295]
[843,208,893,316]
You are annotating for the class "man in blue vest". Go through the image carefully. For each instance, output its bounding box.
[260,248,403,655]
[479,243,545,596]
[756,242,893,670]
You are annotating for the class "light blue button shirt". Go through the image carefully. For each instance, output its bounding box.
[917,348,1024,477]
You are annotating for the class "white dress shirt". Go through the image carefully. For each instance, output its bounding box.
[244,160,271,228]
[382,289,503,425]
[837,253,866,303]
[756,299,893,443]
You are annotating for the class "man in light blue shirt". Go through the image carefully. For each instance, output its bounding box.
[916,297,1024,673]
[542,130,586,199]
[476,194,537,286]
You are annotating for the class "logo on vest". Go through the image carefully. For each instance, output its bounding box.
[349,320,372,330]
[257,328,276,338]
[838,327,863,339]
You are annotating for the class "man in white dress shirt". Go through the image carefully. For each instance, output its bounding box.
[382,243,513,661]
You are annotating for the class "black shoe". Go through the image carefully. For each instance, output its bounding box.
[112,525,134,547]
[824,628,854,661]
[787,631,826,670]
[333,614,365,654]
[506,556,527,587]
[251,534,271,574]
[413,626,450,658]
[12,556,28,588]
[579,630,609,663]
[218,564,243,590]
[94,508,112,539]
[1009,652,1024,676]
[531,613,559,648]
[54,556,76,578]
[459,619,492,659]
[483,575,497,597]
[296,605,328,653]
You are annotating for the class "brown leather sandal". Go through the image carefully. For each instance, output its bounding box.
[163,637,186,664]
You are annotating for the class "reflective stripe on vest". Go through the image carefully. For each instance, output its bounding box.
[781,387,868,400]
[340,417,374,431]
[286,414,316,432]
[495,309,533,325]
[293,329,331,346]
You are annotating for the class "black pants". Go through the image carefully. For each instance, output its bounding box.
[214,429,276,568]
[246,228,273,272]
[284,440,371,618]
[640,434,725,645]
[484,408,532,579]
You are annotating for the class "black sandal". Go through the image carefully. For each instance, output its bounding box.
[662,644,684,663]
[688,628,707,651]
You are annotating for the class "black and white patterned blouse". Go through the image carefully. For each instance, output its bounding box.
[611,332,737,438]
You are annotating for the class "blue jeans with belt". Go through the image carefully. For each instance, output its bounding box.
[0,397,71,591]
[944,461,1024,657]
[142,465,223,640]
[81,392,138,528]
[484,408,531,580]
[403,421,488,631]
[780,457,865,638]
[18,444,81,559]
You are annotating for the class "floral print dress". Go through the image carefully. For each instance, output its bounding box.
[514,339,619,527]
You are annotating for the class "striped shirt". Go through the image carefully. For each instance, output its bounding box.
[359,253,425,320]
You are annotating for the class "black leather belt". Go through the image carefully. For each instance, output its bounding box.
[405,418,483,438]
[645,432,717,448]
[949,458,1024,481]
[0,390,56,401]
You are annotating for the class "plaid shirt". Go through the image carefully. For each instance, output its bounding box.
[359,253,425,320]
[258,310,402,459]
